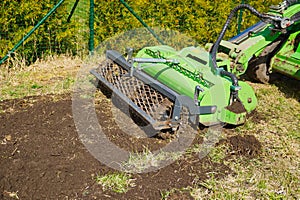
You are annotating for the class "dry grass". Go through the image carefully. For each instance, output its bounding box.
[0,54,83,100]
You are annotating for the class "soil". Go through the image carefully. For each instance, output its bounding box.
[225,100,246,114]
[0,94,261,199]
[227,135,262,157]
[246,110,266,124]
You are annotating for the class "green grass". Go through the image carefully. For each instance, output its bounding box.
[208,144,229,164]
[95,172,136,193]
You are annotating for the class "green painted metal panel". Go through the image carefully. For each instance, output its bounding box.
[135,45,257,125]
[217,2,300,81]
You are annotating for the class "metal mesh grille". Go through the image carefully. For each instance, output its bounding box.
[95,60,173,122]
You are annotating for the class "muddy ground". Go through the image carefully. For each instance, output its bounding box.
[0,94,262,199]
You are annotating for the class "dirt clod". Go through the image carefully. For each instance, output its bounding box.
[228,135,262,157]
[226,101,246,114]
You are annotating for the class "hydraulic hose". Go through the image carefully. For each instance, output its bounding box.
[210,4,277,88]
[210,4,272,69]
[220,70,240,101]
[220,70,238,87]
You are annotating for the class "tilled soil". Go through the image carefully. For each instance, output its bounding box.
[227,135,262,157]
[0,95,262,199]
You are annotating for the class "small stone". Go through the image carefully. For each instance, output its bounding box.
[5,135,12,141]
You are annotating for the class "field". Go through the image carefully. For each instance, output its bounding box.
[0,55,299,199]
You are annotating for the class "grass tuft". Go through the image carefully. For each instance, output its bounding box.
[121,147,183,173]
[95,172,135,193]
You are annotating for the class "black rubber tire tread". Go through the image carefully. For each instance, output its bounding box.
[247,39,283,83]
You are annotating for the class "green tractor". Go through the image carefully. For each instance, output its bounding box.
[212,0,300,83]
[91,0,299,134]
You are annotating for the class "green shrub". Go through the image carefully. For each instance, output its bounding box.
[0,0,281,65]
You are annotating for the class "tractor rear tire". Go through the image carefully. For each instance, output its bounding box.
[247,60,270,84]
[247,39,283,84]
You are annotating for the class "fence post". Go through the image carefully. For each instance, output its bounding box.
[89,0,95,55]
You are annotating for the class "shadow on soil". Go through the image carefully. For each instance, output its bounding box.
[271,75,300,102]
[241,73,300,102]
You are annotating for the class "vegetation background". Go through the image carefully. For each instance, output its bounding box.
[0,0,281,65]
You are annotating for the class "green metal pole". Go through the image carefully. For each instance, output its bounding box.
[0,0,65,65]
[119,0,165,45]
[237,0,245,34]
[67,0,80,23]
[89,0,95,55]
